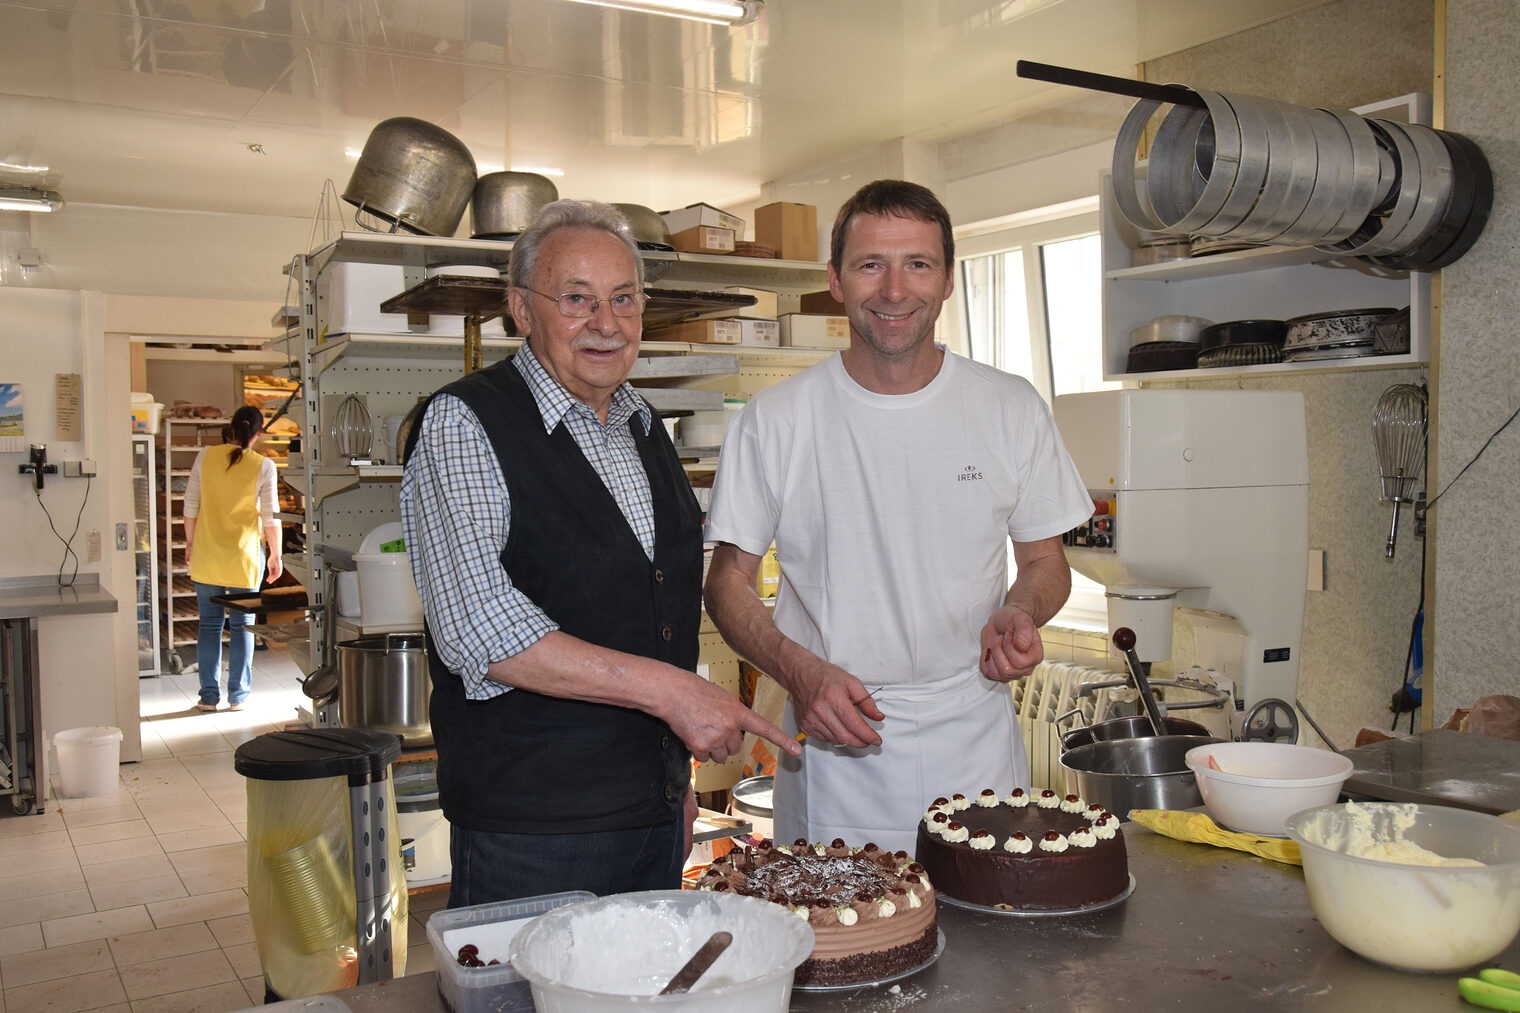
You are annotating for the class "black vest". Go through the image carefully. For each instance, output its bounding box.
[409,357,702,833]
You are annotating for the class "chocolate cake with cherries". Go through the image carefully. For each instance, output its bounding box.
[915,787,1128,910]
[696,838,937,986]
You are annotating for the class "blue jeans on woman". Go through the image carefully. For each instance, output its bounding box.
[194,574,257,707]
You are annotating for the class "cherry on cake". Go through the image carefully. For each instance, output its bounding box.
[695,838,937,986]
[914,787,1128,910]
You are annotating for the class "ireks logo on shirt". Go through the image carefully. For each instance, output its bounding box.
[958,464,983,482]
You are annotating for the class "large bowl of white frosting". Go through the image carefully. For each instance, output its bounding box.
[1286,802,1520,972]
[508,889,814,1012]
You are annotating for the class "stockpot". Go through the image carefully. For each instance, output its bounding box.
[343,117,476,237]
[336,632,432,748]
[471,171,559,238]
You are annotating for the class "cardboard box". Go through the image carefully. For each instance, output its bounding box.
[660,202,745,236]
[799,289,846,314]
[650,318,742,344]
[739,319,780,347]
[669,225,736,255]
[779,313,850,349]
[695,287,778,321]
[755,202,819,262]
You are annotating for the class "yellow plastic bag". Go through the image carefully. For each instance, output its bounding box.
[1129,809,1302,866]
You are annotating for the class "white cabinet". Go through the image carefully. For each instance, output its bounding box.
[1101,94,1432,382]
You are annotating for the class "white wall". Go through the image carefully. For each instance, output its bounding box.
[0,289,140,762]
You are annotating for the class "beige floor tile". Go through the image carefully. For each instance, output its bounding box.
[154,827,240,856]
[107,922,217,969]
[239,975,264,1005]
[118,948,235,1001]
[0,829,75,860]
[204,915,251,949]
[82,855,178,892]
[136,804,229,839]
[220,941,260,980]
[76,835,167,868]
[0,811,67,840]
[51,788,133,812]
[407,939,437,975]
[145,891,248,930]
[40,906,154,948]
[0,889,95,930]
[127,980,251,1013]
[166,846,245,896]
[0,865,86,902]
[89,875,188,913]
[0,846,80,877]
[3,966,126,1012]
[67,820,156,849]
[2,937,113,987]
[59,805,144,831]
[0,922,42,957]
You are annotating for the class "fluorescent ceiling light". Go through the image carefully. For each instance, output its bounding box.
[0,185,62,213]
[561,0,761,26]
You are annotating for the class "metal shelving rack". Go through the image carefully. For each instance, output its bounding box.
[274,231,833,727]
[156,417,230,673]
[132,435,161,676]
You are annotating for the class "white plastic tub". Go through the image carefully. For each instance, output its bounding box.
[54,726,123,798]
[354,552,423,628]
[428,892,595,1013]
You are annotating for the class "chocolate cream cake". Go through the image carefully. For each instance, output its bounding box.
[696,838,938,986]
[915,788,1128,910]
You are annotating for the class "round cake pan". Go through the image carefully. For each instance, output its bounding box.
[1132,239,1193,267]
[1130,314,1213,347]
[1283,308,1395,351]
[1197,343,1283,368]
[1198,319,1287,351]
[1127,342,1199,373]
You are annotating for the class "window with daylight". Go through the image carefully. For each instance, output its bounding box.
[950,200,1117,629]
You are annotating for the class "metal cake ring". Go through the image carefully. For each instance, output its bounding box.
[1112,97,1170,233]
[1272,107,1356,246]
[1189,89,1269,237]
[1315,108,1384,246]
[1158,87,1244,235]
[1233,97,1321,243]
[1375,120,1454,257]
[1325,118,1421,257]
[1146,102,1212,227]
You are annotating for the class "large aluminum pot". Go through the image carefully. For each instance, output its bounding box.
[337,632,432,747]
[471,171,559,238]
[612,203,674,250]
[343,117,476,237]
[1060,735,1223,820]
[1060,714,1211,753]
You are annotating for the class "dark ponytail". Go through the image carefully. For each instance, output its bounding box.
[227,405,265,469]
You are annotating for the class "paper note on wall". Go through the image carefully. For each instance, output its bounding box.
[56,373,81,441]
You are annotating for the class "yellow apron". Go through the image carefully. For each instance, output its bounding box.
[773,669,1027,855]
[190,445,264,590]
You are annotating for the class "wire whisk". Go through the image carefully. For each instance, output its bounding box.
[1372,383,1427,559]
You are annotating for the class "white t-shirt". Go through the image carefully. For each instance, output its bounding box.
[705,347,1093,688]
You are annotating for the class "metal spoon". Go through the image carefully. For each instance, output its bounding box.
[659,931,733,995]
[1112,627,1168,738]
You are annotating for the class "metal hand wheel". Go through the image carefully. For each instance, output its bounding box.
[1241,698,1299,743]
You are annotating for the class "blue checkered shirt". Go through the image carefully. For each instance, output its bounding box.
[400,345,657,699]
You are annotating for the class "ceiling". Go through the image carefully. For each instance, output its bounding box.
[0,0,1327,226]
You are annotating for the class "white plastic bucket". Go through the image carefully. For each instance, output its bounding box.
[54,726,123,798]
[354,552,424,628]
[335,570,361,618]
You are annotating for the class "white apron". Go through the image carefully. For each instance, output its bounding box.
[773,669,1029,856]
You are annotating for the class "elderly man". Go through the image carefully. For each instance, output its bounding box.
[402,199,797,906]
[702,180,1093,854]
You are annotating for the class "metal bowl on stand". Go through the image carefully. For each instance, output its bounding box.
[1060,735,1223,819]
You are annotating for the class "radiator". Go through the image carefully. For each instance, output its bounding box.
[1012,661,1119,792]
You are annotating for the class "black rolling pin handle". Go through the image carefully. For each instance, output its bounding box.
[1015,60,1207,110]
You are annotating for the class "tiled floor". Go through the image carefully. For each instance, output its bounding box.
[0,644,445,1013]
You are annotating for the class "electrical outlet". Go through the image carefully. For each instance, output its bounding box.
[115,523,129,551]
[63,460,81,477]
[80,459,97,476]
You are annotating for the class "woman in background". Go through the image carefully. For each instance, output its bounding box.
[184,405,282,711]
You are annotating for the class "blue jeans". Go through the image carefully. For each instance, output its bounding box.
[194,574,257,706]
[448,819,684,908]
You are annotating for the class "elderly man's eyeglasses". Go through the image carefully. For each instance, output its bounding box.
[521,286,647,319]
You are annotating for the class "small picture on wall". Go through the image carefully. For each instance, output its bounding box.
[0,382,22,453]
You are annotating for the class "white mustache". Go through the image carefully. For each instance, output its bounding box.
[572,335,629,352]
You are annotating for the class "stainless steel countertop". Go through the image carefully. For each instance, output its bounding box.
[0,575,117,620]
[329,824,1504,1011]
[1342,729,1520,816]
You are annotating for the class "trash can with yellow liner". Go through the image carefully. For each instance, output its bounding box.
[234,728,408,1002]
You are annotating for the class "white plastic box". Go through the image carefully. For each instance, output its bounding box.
[427,892,594,1013]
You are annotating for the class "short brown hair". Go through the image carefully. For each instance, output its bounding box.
[829,180,954,271]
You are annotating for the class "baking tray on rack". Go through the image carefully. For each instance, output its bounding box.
[210,591,311,614]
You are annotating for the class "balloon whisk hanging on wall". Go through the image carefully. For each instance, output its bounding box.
[1372,383,1427,558]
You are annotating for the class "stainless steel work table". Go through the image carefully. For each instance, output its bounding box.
[0,575,118,815]
[329,823,1506,1011]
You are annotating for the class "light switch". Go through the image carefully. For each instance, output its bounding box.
[115,523,129,551]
